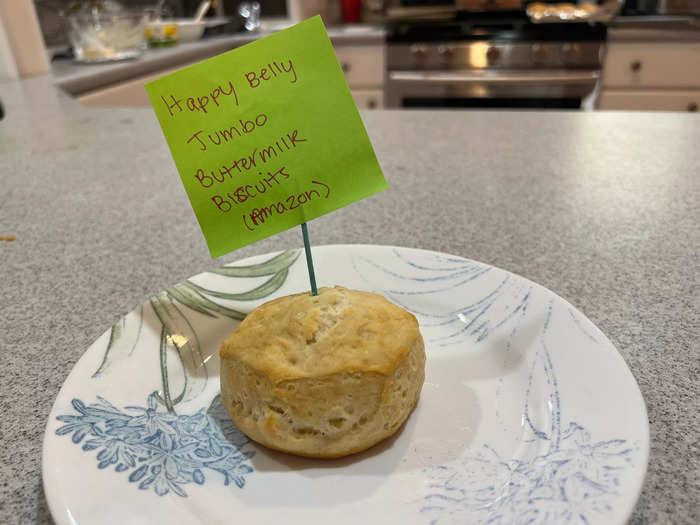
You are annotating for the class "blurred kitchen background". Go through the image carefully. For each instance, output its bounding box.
[0,0,699,112]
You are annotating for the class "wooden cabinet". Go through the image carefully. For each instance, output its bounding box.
[599,41,700,111]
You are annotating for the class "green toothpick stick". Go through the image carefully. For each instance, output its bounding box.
[301,222,318,296]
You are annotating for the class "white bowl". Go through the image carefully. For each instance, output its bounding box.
[148,19,205,43]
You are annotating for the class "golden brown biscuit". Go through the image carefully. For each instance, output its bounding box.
[220,286,425,458]
[528,2,549,15]
[555,2,577,16]
[576,2,598,15]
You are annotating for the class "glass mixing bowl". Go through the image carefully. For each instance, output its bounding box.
[67,3,147,63]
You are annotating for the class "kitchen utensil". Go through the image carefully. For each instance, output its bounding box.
[193,0,212,22]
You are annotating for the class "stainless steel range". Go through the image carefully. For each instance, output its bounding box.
[386,11,607,109]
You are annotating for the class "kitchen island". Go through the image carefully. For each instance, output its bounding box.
[0,75,698,524]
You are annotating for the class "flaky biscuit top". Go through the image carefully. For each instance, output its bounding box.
[220,286,420,382]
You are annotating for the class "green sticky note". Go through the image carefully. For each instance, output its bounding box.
[145,16,387,258]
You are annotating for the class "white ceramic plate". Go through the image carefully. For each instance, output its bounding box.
[43,245,648,525]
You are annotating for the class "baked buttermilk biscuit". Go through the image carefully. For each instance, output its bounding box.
[220,286,425,458]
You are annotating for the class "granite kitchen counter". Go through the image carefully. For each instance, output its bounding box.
[0,75,698,524]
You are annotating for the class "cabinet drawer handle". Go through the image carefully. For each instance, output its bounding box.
[342,62,351,73]
[630,60,642,73]
[368,99,377,109]
[687,102,698,112]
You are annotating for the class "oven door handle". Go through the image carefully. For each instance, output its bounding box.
[389,70,600,86]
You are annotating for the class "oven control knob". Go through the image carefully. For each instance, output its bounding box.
[562,43,581,64]
[410,44,427,59]
[531,43,548,64]
[438,44,455,60]
[486,46,501,64]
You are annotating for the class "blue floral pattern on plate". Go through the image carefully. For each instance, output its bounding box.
[419,304,637,524]
[352,249,640,524]
[56,394,255,497]
[53,252,305,498]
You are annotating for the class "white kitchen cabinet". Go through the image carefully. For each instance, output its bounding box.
[335,45,385,89]
[599,41,700,112]
[602,43,700,89]
[598,89,700,111]
[351,88,384,109]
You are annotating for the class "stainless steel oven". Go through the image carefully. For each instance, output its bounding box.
[386,12,607,110]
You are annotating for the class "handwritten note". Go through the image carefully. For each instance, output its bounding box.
[145,16,387,258]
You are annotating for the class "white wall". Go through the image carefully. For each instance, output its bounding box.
[0,11,19,80]
[0,0,49,78]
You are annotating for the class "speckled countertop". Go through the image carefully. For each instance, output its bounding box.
[0,76,698,524]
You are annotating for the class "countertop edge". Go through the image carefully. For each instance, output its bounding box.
[52,27,386,96]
